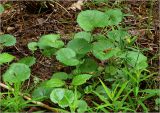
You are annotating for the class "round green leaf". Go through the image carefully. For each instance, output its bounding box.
[105,9,123,26]
[38,34,64,49]
[56,48,80,66]
[50,88,65,103]
[3,63,30,83]
[0,34,16,46]
[77,10,108,31]
[74,31,93,42]
[41,78,65,88]
[0,53,15,65]
[58,89,74,108]
[67,39,92,55]
[28,42,38,52]
[50,88,74,108]
[72,74,92,86]
[92,39,117,60]
[18,56,36,67]
[79,58,98,73]
[52,72,68,80]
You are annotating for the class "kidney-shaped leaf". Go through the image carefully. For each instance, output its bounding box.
[67,38,92,55]
[56,48,80,66]
[0,34,16,46]
[50,88,74,108]
[3,63,30,83]
[38,34,64,49]
[0,53,15,65]
[77,10,108,31]
[72,74,92,86]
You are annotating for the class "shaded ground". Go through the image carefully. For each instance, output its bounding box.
[0,0,159,111]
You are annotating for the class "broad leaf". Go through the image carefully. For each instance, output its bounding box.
[0,53,15,65]
[72,74,92,86]
[52,72,68,80]
[105,9,123,26]
[67,38,92,55]
[74,31,93,42]
[56,48,80,66]
[28,42,38,52]
[18,56,36,67]
[77,10,108,31]
[38,34,64,49]
[3,63,30,83]
[50,88,74,108]
[0,34,16,46]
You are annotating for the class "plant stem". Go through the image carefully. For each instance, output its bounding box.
[0,82,58,112]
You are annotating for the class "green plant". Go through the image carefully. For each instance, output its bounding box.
[1,3,158,112]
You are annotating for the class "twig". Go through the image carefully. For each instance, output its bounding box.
[0,82,58,112]
[52,1,72,16]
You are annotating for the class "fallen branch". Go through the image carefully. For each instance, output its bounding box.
[0,82,58,112]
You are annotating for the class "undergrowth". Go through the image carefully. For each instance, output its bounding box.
[0,1,159,112]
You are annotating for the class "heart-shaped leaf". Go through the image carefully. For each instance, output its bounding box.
[38,34,64,49]
[67,38,92,55]
[3,63,30,83]
[72,74,92,86]
[0,34,16,46]
[56,48,80,66]
[0,53,15,65]
[77,10,108,31]
[50,88,74,108]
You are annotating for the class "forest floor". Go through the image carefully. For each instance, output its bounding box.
[0,0,159,112]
